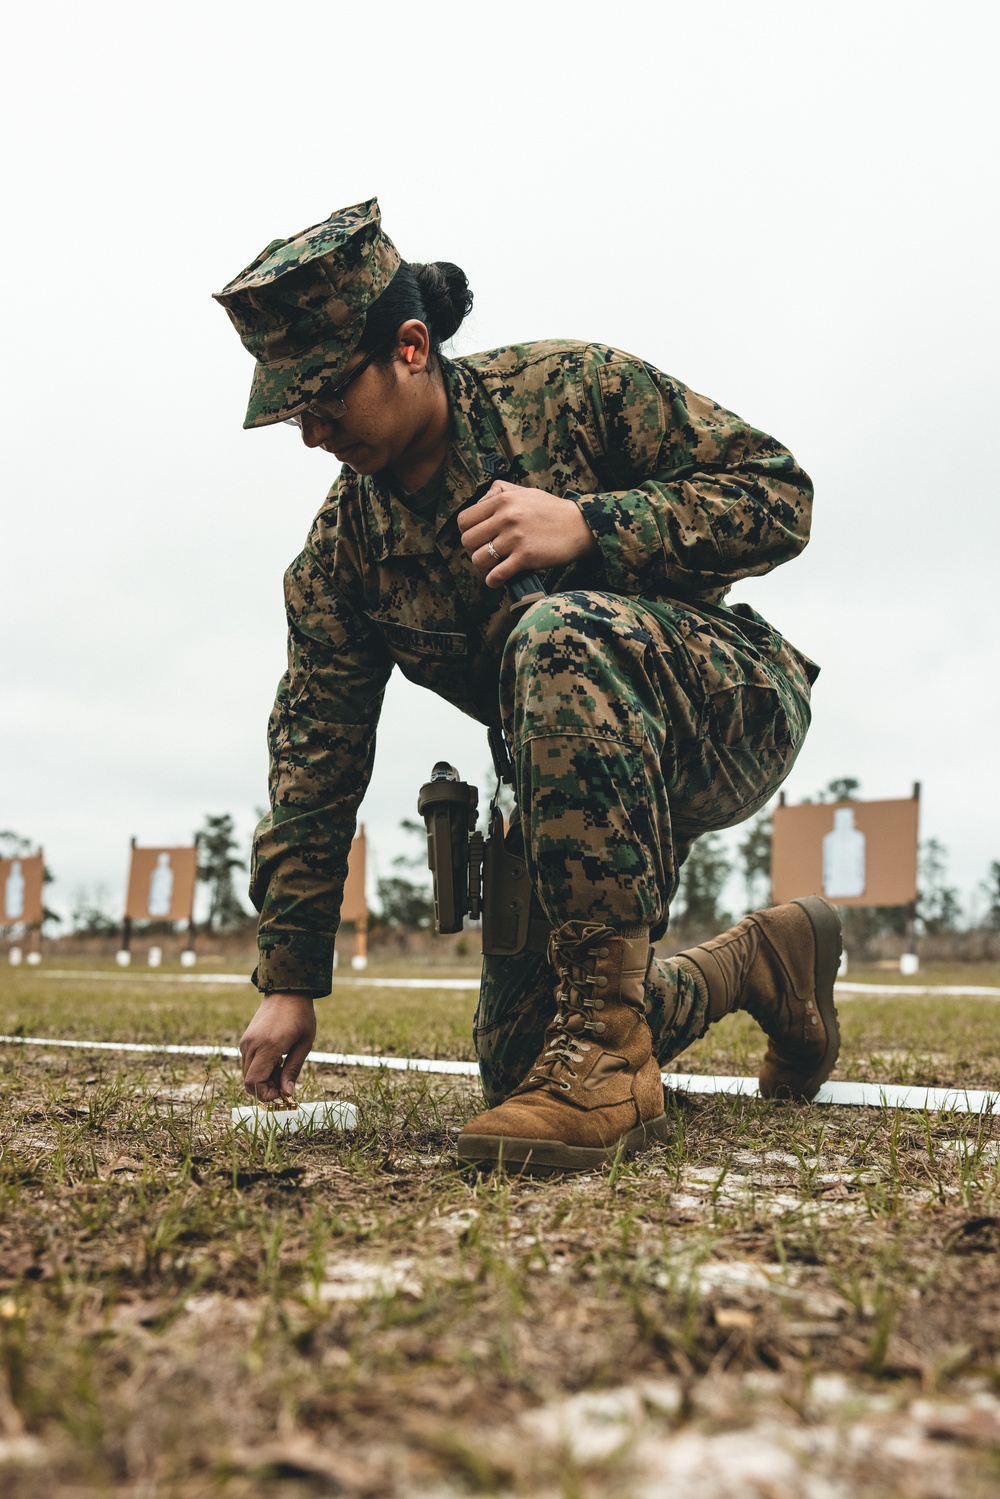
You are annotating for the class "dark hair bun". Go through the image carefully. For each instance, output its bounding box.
[411,261,473,343]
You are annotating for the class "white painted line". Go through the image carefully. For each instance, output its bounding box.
[18,971,1000,998]
[3,1034,1000,1113]
[0,1034,480,1074]
[310,1050,480,1075]
[0,1034,242,1058]
[835,982,1000,998]
[231,1100,357,1134]
[26,970,251,985]
[665,1073,1000,1114]
[337,977,480,991]
[812,1080,1000,1112]
[24,970,482,990]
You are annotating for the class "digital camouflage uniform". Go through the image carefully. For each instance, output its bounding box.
[247,339,818,1105]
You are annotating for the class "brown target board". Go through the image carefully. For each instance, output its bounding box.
[338,827,369,965]
[1,853,45,926]
[771,793,920,908]
[340,828,367,924]
[125,846,199,922]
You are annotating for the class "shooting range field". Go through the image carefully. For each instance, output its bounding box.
[5,959,1000,1497]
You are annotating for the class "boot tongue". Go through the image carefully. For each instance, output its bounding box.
[551,922,615,967]
[534,1022,580,1082]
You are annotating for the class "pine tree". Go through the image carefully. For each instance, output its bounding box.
[979,861,1000,933]
[196,815,249,931]
[675,834,732,934]
[917,838,962,935]
[376,876,435,929]
[821,777,860,802]
[70,885,117,936]
[377,819,434,929]
[737,813,772,911]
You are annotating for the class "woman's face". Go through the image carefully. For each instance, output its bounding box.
[296,319,441,477]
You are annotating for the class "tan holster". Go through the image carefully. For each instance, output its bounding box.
[481,805,553,957]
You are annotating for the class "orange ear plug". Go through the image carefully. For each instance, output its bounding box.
[402,345,415,363]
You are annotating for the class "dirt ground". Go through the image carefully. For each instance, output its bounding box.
[2,961,1000,1496]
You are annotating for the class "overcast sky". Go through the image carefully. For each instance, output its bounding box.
[2,0,997,929]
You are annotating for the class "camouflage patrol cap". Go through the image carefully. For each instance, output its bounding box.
[213,198,401,429]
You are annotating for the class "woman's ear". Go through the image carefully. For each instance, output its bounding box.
[396,318,431,372]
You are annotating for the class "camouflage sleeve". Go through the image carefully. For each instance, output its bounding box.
[249,543,393,997]
[573,351,813,595]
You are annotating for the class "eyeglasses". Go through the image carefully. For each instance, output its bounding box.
[285,339,395,427]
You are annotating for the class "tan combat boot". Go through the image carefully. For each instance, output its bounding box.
[674,896,842,1100]
[458,920,670,1172]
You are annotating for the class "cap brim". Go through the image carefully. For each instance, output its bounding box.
[242,314,365,429]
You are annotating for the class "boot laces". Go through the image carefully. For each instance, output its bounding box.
[528,925,615,1090]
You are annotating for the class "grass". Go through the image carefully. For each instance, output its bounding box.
[0,965,475,1058]
[3,960,1000,1496]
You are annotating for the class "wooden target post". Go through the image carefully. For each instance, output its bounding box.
[119,839,199,967]
[340,826,368,971]
[771,784,921,971]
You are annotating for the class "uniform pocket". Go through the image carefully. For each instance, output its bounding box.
[708,682,789,749]
[364,613,471,701]
[506,592,650,748]
[366,614,468,658]
[652,603,792,748]
[270,715,376,808]
[725,602,820,688]
[726,602,785,659]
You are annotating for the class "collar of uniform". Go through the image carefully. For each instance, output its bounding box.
[360,471,437,560]
[358,356,513,560]
[438,356,516,521]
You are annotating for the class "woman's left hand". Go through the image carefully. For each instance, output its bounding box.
[457,481,598,588]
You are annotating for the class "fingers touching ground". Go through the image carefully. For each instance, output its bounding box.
[239,994,318,1102]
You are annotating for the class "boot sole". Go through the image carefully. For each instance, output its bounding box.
[764,896,842,1102]
[456,1113,672,1174]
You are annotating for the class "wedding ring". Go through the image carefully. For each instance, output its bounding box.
[487,540,502,562]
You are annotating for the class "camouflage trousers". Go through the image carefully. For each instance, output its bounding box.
[474,590,815,1106]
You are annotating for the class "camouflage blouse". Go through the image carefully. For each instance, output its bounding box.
[251,341,814,994]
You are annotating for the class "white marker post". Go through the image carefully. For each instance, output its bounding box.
[231,1100,358,1135]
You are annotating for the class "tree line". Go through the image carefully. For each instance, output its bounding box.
[375,777,1000,940]
[6,785,1000,941]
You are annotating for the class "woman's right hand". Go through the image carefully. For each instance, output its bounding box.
[239,993,317,1102]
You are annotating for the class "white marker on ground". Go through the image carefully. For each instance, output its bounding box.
[231,1100,357,1134]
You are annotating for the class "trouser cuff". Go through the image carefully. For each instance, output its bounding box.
[673,953,711,1010]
